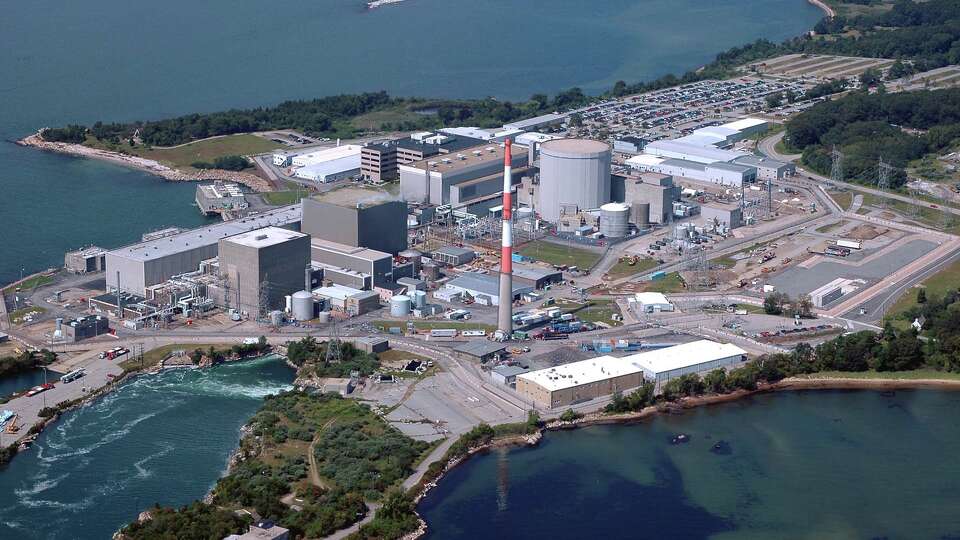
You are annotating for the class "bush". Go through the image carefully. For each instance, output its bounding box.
[559,409,583,422]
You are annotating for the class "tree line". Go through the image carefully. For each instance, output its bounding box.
[785,87,960,187]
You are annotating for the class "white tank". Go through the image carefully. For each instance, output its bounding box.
[390,295,412,317]
[399,249,423,274]
[538,138,612,222]
[316,311,331,323]
[291,290,314,321]
[412,290,427,309]
[600,202,631,237]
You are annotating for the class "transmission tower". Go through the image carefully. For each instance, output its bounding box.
[324,317,342,365]
[877,157,896,209]
[830,146,844,183]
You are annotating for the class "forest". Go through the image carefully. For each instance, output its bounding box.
[785,87,960,186]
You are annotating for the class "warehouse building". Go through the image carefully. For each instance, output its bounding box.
[291,144,362,168]
[61,316,110,342]
[437,273,533,306]
[809,277,861,308]
[452,341,508,363]
[629,292,675,313]
[491,365,529,386]
[398,143,528,207]
[105,205,302,296]
[613,136,649,155]
[311,238,394,289]
[361,133,485,183]
[643,139,748,165]
[702,202,743,229]
[626,154,756,187]
[503,112,567,132]
[313,284,381,315]
[496,263,563,290]
[294,154,361,183]
[301,189,407,255]
[516,340,747,408]
[219,227,311,315]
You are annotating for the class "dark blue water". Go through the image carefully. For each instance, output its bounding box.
[0,0,823,284]
[420,390,960,539]
[0,370,60,400]
[0,356,295,539]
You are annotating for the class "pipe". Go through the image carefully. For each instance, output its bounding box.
[497,139,513,338]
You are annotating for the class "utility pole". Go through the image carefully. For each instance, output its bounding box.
[877,157,894,209]
[830,146,844,184]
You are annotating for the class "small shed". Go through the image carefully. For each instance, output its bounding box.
[491,364,529,386]
[452,340,507,363]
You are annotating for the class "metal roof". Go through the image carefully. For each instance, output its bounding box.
[224,227,307,249]
[107,205,301,262]
[645,140,748,164]
[503,112,568,130]
[445,273,532,298]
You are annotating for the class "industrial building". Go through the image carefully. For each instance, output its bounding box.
[731,155,795,180]
[312,284,381,315]
[702,202,743,229]
[436,273,533,306]
[65,246,106,274]
[310,238,395,289]
[537,139,612,222]
[301,189,407,255]
[398,143,528,207]
[629,292,675,313]
[218,227,311,315]
[809,278,861,308]
[59,316,110,342]
[502,263,563,290]
[515,132,562,164]
[620,172,681,224]
[452,341,508,363]
[491,364,529,386]
[502,112,567,132]
[516,340,747,408]
[195,183,247,215]
[431,246,476,266]
[361,132,485,183]
[613,136,648,155]
[627,154,756,187]
[105,205,302,296]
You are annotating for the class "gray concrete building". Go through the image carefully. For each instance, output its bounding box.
[195,182,247,215]
[61,316,110,342]
[65,246,106,274]
[732,155,795,180]
[623,172,681,224]
[219,227,311,315]
[105,205,301,296]
[301,190,407,255]
[702,203,743,229]
[431,246,476,266]
[310,238,394,289]
[398,144,528,207]
[537,139,612,222]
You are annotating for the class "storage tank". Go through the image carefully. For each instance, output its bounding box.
[412,290,427,309]
[633,202,650,228]
[390,295,411,317]
[399,249,423,274]
[291,290,314,321]
[316,311,331,323]
[538,139,612,222]
[600,202,631,237]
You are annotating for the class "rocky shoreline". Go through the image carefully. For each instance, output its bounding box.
[16,134,273,192]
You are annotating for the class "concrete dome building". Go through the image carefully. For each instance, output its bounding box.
[537,139,612,222]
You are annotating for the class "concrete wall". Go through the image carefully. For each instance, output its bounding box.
[219,235,310,314]
[302,199,407,254]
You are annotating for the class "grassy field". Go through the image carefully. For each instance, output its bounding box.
[641,272,686,293]
[517,240,602,270]
[827,190,854,211]
[883,258,960,324]
[795,369,960,381]
[605,257,658,280]
[858,192,960,233]
[261,190,310,206]
[87,134,279,170]
[556,299,622,326]
[351,106,426,131]
[3,274,54,294]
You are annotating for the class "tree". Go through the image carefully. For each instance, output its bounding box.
[764,292,789,315]
[917,288,927,304]
[567,112,583,127]
[559,409,583,422]
[859,68,882,88]
[765,92,783,109]
[703,369,728,393]
[611,80,628,97]
[795,294,814,318]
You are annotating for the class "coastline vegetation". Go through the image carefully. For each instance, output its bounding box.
[119,391,429,539]
[0,349,56,381]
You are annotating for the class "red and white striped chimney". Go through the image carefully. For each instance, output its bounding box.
[497,139,514,338]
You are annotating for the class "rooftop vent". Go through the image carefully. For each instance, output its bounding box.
[255,234,268,241]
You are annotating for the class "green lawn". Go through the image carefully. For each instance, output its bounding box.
[351,106,427,131]
[118,343,225,372]
[605,257,658,280]
[3,274,53,294]
[795,370,960,381]
[858,192,959,233]
[828,190,853,211]
[884,258,960,323]
[87,134,279,170]
[556,299,623,326]
[642,272,686,293]
[261,190,309,206]
[517,240,602,270]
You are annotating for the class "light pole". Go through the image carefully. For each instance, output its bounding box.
[42,366,48,410]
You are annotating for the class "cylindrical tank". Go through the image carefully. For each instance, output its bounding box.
[538,139,612,223]
[390,295,411,317]
[269,310,283,327]
[316,311,331,323]
[421,262,440,281]
[633,202,650,227]
[412,290,427,309]
[399,249,423,274]
[600,202,631,237]
[291,290,314,321]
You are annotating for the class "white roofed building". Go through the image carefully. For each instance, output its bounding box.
[630,292,674,313]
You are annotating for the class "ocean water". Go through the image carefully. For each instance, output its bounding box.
[0,356,295,539]
[0,0,823,284]
[419,390,960,539]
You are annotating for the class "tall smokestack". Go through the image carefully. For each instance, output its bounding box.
[497,139,514,339]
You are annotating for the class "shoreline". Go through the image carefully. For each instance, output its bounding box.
[807,0,835,18]
[405,375,960,538]
[15,134,273,192]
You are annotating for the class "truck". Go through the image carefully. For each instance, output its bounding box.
[429,329,458,338]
